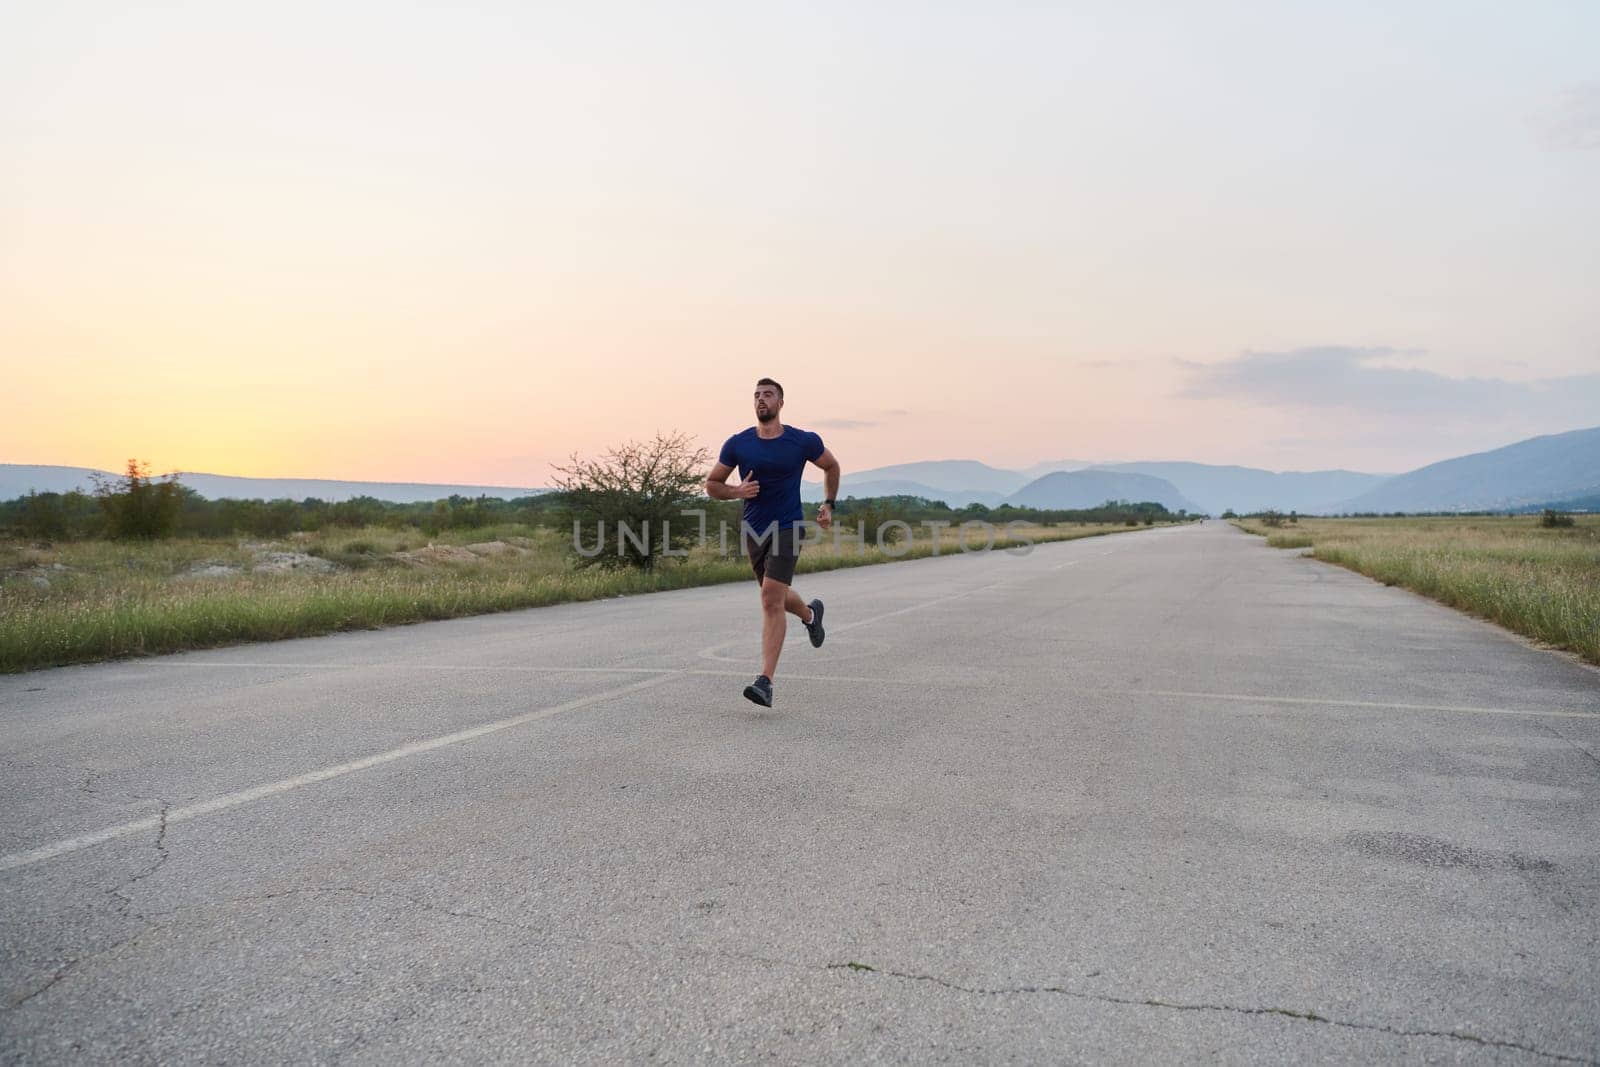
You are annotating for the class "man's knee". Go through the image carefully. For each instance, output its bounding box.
[760,582,787,612]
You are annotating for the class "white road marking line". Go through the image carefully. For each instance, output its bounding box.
[1129,689,1600,720]
[132,660,353,669]
[128,661,919,684]
[1051,560,1083,571]
[694,578,1010,661]
[0,671,684,875]
[140,661,665,674]
[0,529,1189,872]
[379,664,663,674]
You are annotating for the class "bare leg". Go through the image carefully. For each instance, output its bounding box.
[760,578,791,679]
[784,587,813,624]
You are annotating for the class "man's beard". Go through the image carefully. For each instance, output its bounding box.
[756,407,776,423]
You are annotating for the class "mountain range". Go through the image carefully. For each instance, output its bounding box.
[1336,426,1600,513]
[5,424,1597,514]
[798,460,1375,513]
[0,465,543,505]
[798,425,1600,514]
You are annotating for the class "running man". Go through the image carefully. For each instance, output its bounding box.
[705,378,841,706]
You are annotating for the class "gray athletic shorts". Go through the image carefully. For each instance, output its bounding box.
[743,526,802,586]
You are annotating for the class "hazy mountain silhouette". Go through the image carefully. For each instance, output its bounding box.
[828,460,1031,495]
[1005,471,1198,512]
[9,424,1596,513]
[1336,425,1600,512]
[0,465,544,504]
[801,479,1006,508]
[1016,458,1101,479]
[822,425,1600,514]
[1090,462,1387,515]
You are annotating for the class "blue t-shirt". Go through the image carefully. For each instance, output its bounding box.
[718,425,825,534]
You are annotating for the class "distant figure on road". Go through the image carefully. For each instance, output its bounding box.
[705,378,841,707]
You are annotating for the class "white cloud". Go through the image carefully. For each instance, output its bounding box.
[1183,346,1600,425]
[813,409,911,431]
[1537,82,1600,151]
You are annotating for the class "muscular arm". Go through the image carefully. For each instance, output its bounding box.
[705,461,757,501]
[812,448,841,501]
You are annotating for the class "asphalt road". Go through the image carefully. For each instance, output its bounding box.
[2,521,1597,1064]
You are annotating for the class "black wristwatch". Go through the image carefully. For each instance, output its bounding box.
[823,499,837,507]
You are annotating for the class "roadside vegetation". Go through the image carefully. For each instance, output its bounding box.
[1,448,1194,672]
[1232,514,1600,665]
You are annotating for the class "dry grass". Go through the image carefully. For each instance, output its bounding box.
[1234,515,1600,664]
[0,520,1167,672]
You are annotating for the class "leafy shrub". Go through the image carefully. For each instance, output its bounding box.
[17,492,70,540]
[93,460,182,540]
[555,431,710,570]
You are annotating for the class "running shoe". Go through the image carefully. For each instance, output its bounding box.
[804,598,825,648]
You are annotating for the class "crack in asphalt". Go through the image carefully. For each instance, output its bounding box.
[9,878,1596,1067]
[8,958,81,1010]
[824,963,1597,1066]
[106,802,170,921]
[12,803,175,1010]
[7,924,164,1010]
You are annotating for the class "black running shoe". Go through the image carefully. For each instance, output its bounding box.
[743,675,773,707]
[805,598,825,648]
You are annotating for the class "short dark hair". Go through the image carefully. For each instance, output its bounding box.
[756,377,783,399]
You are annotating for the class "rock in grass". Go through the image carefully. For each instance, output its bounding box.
[252,551,338,574]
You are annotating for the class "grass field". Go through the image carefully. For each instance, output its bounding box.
[1234,515,1600,665]
[0,520,1170,673]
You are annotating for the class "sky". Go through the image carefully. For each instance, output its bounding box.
[3,1,1597,486]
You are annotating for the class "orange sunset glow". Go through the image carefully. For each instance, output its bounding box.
[4,4,1596,486]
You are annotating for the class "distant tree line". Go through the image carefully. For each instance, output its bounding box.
[878,496,1187,526]
[3,484,1189,544]
[1,486,571,541]
[2,453,1195,544]
[1,461,570,541]
[1226,506,1589,521]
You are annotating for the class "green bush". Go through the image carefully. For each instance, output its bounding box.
[555,431,710,570]
[17,492,71,540]
[94,461,182,540]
